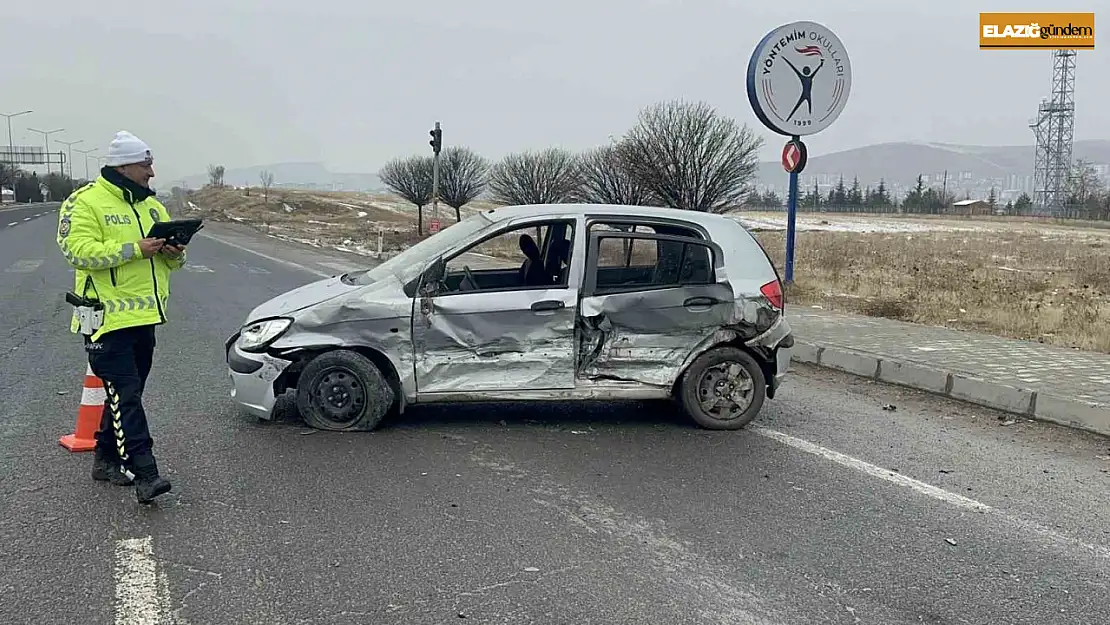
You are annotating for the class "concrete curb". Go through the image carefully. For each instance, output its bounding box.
[791,340,1110,439]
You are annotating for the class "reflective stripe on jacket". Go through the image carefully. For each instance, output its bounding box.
[56,171,186,341]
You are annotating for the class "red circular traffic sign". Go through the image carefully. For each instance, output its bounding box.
[782,139,807,174]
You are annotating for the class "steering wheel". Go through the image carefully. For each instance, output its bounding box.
[462,265,478,291]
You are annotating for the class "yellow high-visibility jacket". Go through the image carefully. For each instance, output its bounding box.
[56,174,187,341]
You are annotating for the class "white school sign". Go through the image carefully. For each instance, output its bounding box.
[746,21,852,137]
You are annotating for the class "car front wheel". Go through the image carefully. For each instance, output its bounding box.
[679,346,766,430]
[295,350,395,432]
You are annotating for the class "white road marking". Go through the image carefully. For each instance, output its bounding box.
[753,426,1110,559]
[6,222,18,227]
[22,217,31,221]
[199,231,330,278]
[5,259,43,273]
[114,536,172,625]
[755,427,988,511]
[183,264,215,273]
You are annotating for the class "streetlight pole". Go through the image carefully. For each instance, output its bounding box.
[1,109,33,162]
[28,127,64,175]
[1,110,32,203]
[56,139,83,180]
[75,148,98,181]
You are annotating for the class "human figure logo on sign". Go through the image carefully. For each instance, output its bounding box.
[747,21,851,284]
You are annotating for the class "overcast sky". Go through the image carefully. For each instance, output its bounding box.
[4,0,1106,182]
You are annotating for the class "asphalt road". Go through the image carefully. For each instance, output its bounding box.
[2,211,1109,624]
[0,202,60,231]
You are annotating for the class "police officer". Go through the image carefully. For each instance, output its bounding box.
[56,131,187,504]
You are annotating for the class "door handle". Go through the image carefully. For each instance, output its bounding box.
[683,296,720,307]
[531,299,565,312]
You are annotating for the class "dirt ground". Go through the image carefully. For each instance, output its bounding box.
[753,225,1110,353]
[177,188,1110,352]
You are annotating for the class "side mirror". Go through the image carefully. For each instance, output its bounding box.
[418,257,446,296]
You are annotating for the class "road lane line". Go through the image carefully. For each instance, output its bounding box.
[114,536,171,624]
[22,217,31,221]
[755,427,989,511]
[5,259,44,273]
[753,426,1110,559]
[198,231,331,278]
[6,222,17,227]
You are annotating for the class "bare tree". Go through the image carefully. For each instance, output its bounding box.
[207,164,225,187]
[438,146,489,222]
[487,148,582,206]
[1069,159,1103,203]
[259,170,274,203]
[379,155,434,234]
[575,144,659,205]
[615,99,763,213]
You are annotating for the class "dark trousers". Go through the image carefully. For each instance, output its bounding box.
[85,325,157,466]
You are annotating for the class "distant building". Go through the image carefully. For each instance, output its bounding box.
[949,199,993,216]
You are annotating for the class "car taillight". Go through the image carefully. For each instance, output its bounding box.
[760,279,784,310]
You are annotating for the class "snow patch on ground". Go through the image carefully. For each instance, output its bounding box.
[730,213,1110,239]
[731,214,990,234]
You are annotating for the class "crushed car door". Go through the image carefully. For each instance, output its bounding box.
[576,230,734,387]
[412,219,580,394]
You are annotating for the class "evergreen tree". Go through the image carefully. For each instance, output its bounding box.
[848,176,863,208]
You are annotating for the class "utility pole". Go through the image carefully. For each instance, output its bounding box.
[28,127,64,175]
[429,121,442,232]
[56,139,83,180]
[75,147,98,181]
[1,110,32,202]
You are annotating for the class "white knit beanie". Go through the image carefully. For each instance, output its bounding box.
[104,130,153,166]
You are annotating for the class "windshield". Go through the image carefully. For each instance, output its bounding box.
[354,211,496,286]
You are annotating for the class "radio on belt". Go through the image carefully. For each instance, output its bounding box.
[66,291,104,336]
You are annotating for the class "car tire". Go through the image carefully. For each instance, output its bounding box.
[295,350,396,432]
[679,346,766,430]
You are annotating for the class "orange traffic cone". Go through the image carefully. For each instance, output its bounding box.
[59,364,105,452]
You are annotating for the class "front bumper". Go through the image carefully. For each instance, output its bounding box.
[225,332,293,420]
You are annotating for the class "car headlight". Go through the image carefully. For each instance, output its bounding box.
[237,318,292,352]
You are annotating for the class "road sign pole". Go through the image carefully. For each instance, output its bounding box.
[780,135,806,284]
[785,167,799,283]
[747,20,851,287]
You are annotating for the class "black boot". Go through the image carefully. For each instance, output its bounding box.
[91,446,135,486]
[130,454,171,504]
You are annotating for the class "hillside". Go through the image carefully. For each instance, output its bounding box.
[170,186,493,257]
[164,139,1110,199]
[755,139,1110,187]
[165,162,383,193]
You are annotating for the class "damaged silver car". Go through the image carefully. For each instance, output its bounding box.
[225,203,794,431]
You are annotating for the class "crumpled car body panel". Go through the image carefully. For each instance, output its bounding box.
[227,203,794,415]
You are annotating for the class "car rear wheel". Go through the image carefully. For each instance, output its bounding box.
[679,346,766,430]
[295,350,395,432]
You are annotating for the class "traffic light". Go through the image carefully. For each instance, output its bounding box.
[429,126,442,154]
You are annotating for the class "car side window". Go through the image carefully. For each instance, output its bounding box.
[439,220,575,294]
[590,233,715,295]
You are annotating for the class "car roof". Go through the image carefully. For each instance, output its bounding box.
[481,202,743,231]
